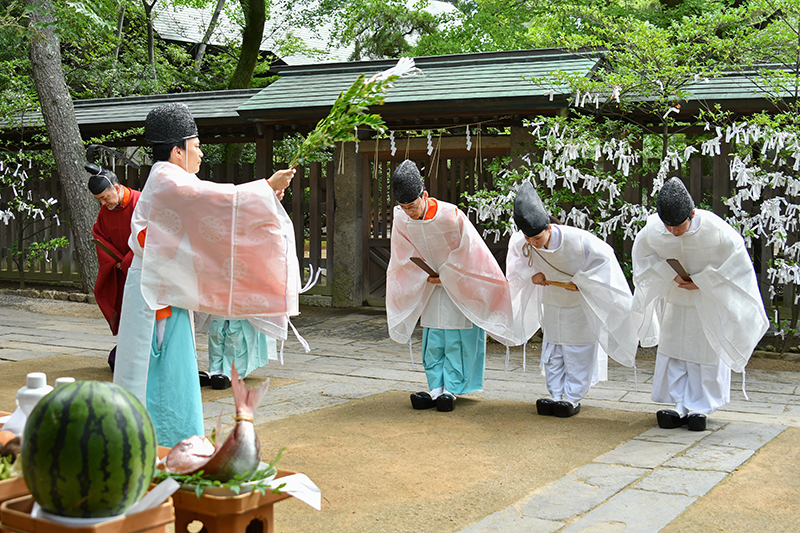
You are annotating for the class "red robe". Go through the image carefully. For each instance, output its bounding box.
[93,186,140,335]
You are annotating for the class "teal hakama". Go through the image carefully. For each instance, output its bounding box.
[421,324,486,395]
[208,319,275,378]
[146,307,204,447]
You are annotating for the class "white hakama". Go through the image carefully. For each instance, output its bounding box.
[632,210,768,415]
[507,225,638,403]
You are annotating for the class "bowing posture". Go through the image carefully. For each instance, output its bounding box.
[632,177,768,431]
[386,160,516,412]
[507,182,638,417]
[87,163,140,371]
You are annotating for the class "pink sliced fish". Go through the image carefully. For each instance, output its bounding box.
[158,434,215,473]
[157,365,270,482]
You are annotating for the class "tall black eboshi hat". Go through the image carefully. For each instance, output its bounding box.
[144,103,199,145]
[656,177,695,226]
[85,163,118,195]
[391,160,424,204]
[513,182,550,237]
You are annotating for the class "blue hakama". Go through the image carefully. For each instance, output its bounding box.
[421,324,486,395]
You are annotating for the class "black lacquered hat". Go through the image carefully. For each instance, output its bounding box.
[144,103,199,144]
[513,181,550,237]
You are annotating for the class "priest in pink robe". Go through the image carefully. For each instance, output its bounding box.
[386,160,516,412]
[114,102,297,446]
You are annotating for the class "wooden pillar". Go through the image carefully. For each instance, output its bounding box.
[712,141,731,216]
[332,141,363,307]
[509,123,534,171]
[256,126,274,180]
[689,156,703,206]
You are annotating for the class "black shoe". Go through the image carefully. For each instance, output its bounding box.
[536,398,556,416]
[687,413,707,431]
[108,346,116,373]
[199,371,212,387]
[436,394,455,412]
[553,400,580,418]
[211,374,232,390]
[656,409,687,429]
[410,392,436,410]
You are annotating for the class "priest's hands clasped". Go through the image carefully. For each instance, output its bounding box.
[531,272,579,291]
[673,275,698,290]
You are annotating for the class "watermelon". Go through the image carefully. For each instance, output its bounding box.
[21,381,158,518]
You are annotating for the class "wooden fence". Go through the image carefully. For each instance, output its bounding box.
[0,161,334,296]
[361,147,511,305]
[0,137,781,313]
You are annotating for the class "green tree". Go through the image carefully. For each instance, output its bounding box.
[24,0,98,292]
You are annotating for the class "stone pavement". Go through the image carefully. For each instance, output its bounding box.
[1,293,798,532]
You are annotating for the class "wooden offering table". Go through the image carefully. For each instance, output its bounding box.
[0,496,174,533]
[171,470,295,533]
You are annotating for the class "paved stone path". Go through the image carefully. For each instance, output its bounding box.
[1,294,798,532]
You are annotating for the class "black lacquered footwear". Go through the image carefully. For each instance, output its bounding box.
[536,398,556,416]
[656,409,687,429]
[436,393,455,412]
[199,371,212,387]
[687,413,707,431]
[553,400,580,418]
[410,392,436,410]
[211,374,232,390]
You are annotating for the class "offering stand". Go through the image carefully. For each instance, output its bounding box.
[170,470,295,533]
[0,496,174,533]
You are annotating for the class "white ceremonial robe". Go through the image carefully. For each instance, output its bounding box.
[506,226,639,367]
[386,200,517,346]
[116,161,299,403]
[632,210,768,414]
[133,161,300,323]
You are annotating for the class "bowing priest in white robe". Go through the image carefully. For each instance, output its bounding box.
[114,102,298,447]
[386,160,517,412]
[632,177,768,431]
[507,182,639,418]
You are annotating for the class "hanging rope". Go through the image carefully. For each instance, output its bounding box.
[741,369,749,401]
[430,133,443,183]
[474,126,483,175]
[523,342,527,372]
[338,141,346,174]
[373,136,380,182]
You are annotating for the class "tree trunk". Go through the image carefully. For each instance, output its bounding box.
[25,0,98,293]
[14,217,25,290]
[114,4,126,61]
[225,0,266,164]
[195,0,227,71]
[143,0,157,80]
[228,0,266,90]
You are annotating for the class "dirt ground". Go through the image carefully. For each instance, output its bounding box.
[663,426,800,533]
[4,355,799,533]
[2,302,800,532]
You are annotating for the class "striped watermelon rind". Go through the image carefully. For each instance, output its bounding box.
[21,381,157,518]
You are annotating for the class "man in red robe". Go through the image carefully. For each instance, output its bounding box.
[87,163,140,371]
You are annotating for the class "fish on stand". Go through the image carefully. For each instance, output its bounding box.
[159,365,269,482]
